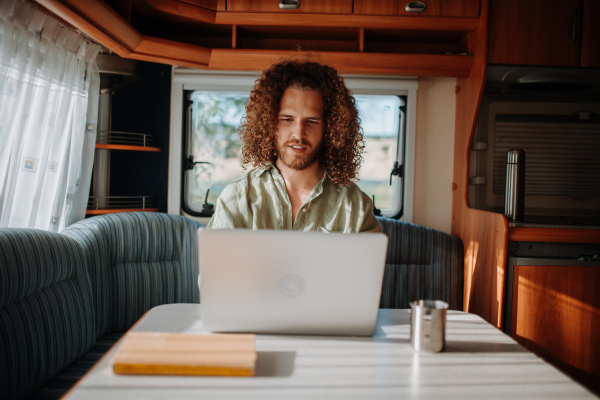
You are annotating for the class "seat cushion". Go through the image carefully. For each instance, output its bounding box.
[62,212,203,335]
[376,217,464,309]
[24,331,125,400]
[0,229,95,400]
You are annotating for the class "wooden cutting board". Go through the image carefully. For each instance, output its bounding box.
[112,332,257,376]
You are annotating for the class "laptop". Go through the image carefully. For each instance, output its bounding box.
[197,228,388,336]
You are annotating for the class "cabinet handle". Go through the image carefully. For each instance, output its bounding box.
[405,1,427,13]
[279,0,300,9]
[571,8,578,45]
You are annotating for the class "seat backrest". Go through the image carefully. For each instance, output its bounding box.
[376,217,464,310]
[0,229,96,400]
[62,212,203,336]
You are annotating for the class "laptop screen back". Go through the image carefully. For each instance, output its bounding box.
[198,229,388,336]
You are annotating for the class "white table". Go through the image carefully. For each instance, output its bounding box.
[66,304,597,399]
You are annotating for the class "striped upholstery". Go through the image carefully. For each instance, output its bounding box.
[376,217,464,310]
[0,229,96,400]
[24,331,125,400]
[62,212,203,335]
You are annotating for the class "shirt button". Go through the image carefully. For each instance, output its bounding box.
[302,208,307,213]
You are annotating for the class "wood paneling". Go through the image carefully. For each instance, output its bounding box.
[215,12,480,29]
[227,0,352,13]
[132,36,211,67]
[144,0,218,23]
[354,0,479,17]
[509,227,600,244]
[105,0,132,22]
[31,0,480,76]
[512,264,600,394]
[581,0,600,67]
[144,0,480,28]
[451,0,509,328]
[34,0,143,56]
[208,49,473,77]
[488,0,581,66]
[177,0,223,11]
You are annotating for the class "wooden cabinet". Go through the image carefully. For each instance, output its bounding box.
[509,262,600,394]
[30,0,487,77]
[178,0,226,11]
[228,0,479,17]
[354,0,479,17]
[488,0,600,67]
[581,0,600,66]
[227,0,352,13]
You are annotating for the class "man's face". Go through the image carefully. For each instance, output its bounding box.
[275,87,325,171]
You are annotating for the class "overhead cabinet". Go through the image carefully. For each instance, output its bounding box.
[226,0,479,17]
[488,0,600,67]
[227,0,353,13]
[353,0,479,17]
[30,0,486,76]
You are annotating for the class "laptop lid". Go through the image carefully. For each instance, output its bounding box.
[198,229,388,336]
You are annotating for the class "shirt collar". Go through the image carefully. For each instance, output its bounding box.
[256,163,329,198]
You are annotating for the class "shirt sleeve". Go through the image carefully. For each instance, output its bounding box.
[351,186,381,233]
[359,195,382,233]
[360,210,381,233]
[206,182,248,229]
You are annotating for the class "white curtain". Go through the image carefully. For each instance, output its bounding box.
[0,0,100,231]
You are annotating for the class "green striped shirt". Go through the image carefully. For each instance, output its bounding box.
[207,166,381,233]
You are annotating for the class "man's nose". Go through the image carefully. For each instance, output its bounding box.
[291,120,306,140]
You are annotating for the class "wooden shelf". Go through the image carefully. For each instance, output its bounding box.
[86,208,159,216]
[95,144,161,152]
[209,49,473,77]
[215,12,480,30]
[508,226,600,244]
[87,195,159,216]
[95,131,161,152]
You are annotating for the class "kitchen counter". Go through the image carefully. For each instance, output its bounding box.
[508,224,600,244]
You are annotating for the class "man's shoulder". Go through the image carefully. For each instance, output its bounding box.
[221,167,270,194]
[323,178,369,201]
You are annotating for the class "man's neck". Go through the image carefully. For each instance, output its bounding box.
[275,159,324,222]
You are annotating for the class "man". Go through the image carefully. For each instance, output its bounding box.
[207,58,380,233]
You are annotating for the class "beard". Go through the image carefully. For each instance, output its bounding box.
[276,139,323,171]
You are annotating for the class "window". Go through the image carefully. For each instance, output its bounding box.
[183,91,249,214]
[354,95,405,217]
[171,70,417,221]
[183,91,405,218]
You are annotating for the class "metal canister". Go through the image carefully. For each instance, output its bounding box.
[410,300,448,353]
[505,149,526,221]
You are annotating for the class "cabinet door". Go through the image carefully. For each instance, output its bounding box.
[227,0,352,13]
[511,264,600,393]
[581,0,600,67]
[488,0,582,66]
[353,0,479,17]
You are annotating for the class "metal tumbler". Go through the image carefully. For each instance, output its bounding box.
[410,300,449,353]
[505,149,526,222]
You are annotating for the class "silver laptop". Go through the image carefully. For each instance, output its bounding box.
[197,228,388,336]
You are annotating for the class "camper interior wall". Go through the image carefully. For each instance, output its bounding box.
[168,69,456,235]
[414,78,457,235]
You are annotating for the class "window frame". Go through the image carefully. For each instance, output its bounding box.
[169,68,418,223]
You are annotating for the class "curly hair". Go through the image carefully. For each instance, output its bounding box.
[239,57,365,186]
